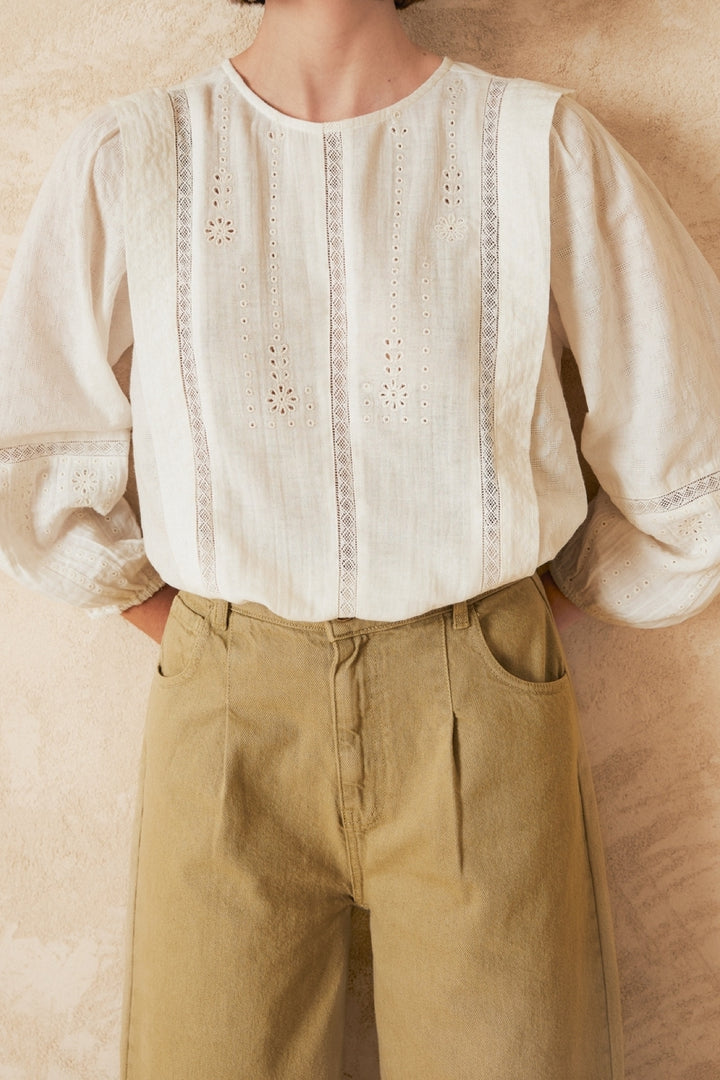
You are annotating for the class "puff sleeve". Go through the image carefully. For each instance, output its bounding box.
[0,107,165,614]
[548,96,720,627]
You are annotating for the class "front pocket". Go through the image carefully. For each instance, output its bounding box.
[468,576,568,692]
[156,592,211,684]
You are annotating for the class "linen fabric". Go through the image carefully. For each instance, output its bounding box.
[123,576,623,1079]
[1,58,720,624]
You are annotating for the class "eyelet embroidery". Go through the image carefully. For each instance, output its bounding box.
[435,214,465,242]
[361,120,434,429]
[205,209,235,246]
[669,512,712,550]
[380,340,408,413]
[435,82,467,243]
[267,130,285,360]
[363,117,409,428]
[557,486,718,617]
[265,344,299,418]
[653,507,714,559]
[1,444,159,599]
[239,133,316,430]
[2,448,122,546]
[389,117,408,343]
[420,258,432,425]
[238,265,261,429]
[205,85,236,246]
[71,467,100,503]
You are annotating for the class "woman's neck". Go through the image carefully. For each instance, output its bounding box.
[230,0,442,123]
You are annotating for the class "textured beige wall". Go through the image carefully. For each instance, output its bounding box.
[1,1,719,1078]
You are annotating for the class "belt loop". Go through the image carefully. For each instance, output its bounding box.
[211,598,231,632]
[452,600,470,630]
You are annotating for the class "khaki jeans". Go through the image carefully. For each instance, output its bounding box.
[123,575,623,1079]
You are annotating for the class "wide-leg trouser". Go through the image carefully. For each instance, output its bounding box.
[122,575,623,1079]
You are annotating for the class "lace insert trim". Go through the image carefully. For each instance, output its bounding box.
[170,89,218,594]
[0,439,127,464]
[324,130,357,618]
[618,471,720,515]
[478,78,508,588]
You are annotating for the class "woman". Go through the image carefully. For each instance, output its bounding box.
[1,0,719,1076]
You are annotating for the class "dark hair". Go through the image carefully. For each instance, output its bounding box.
[230,0,422,7]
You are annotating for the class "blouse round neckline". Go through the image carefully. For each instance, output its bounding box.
[220,55,454,132]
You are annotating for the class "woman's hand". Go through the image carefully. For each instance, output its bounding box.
[540,570,584,633]
[121,583,179,644]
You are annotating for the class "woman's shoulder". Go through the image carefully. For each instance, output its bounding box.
[447,57,570,99]
[28,103,125,204]
[446,59,617,163]
[111,63,229,113]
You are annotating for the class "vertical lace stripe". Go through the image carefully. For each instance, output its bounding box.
[324,130,358,618]
[169,89,218,594]
[478,78,508,588]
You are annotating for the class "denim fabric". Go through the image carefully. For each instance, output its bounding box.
[123,576,623,1078]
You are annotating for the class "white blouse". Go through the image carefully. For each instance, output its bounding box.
[1,58,719,625]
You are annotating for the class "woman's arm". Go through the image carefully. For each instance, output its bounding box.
[548,96,720,628]
[0,108,165,616]
[540,569,584,632]
[121,583,178,644]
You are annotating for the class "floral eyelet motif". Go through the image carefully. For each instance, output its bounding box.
[435,212,466,242]
[239,133,318,434]
[380,371,408,411]
[360,113,435,431]
[676,516,708,539]
[266,344,299,418]
[379,339,407,412]
[205,87,236,246]
[71,467,99,502]
[205,212,236,246]
[245,343,314,428]
[362,119,432,430]
[660,511,712,553]
[435,81,467,243]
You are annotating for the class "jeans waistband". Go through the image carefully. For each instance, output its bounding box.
[179,577,532,641]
